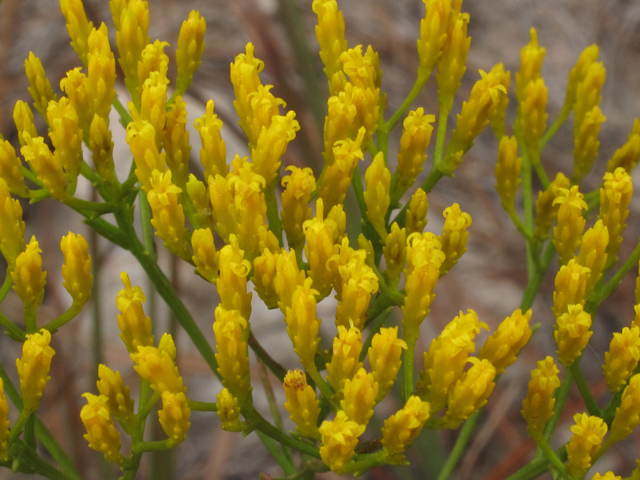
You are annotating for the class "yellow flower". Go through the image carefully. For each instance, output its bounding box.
[319,411,363,474]
[552,259,591,319]
[80,393,123,464]
[304,199,340,299]
[191,228,220,285]
[489,64,511,139]
[89,114,115,182]
[60,232,92,306]
[0,177,26,269]
[566,413,607,479]
[405,188,429,236]
[20,134,67,199]
[217,388,243,432]
[437,9,471,109]
[576,220,609,296]
[158,391,191,445]
[24,52,57,119]
[444,358,496,429]
[175,11,206,96]
[195,100,228,182]
[326,326,363,399]
[607,120,640,174]
[312,0,348,90]
[609,374,640,443]
[564,45,599,112]
[553,185,588,265]
[125,117,167,193]
[96,364,135,420]
[251,111,300,186]
[134,340,185,394]
[334,250,379,331]
[364,152,391,239]
[515,28,546,106]
[368,327,407,403]
[283,370,320,439]
[383,223,407,290]
[60,0,94,65]
[438,203,472,275]
[382,396,430,464]
[47,98,82,193]
[12,236,47,310]
[217,236,253,321]
[230,43,265,146]
[603,326,640,392]
[534,172,570,240]
[495,136,521,212]
[116,272,154,354]
[164,97,192,190]
[322,84,358,167]
[573,106,606,183]
[599,167,633,268]
[285,278,322,370]
[521,356,560,439]
[417,0,451,77]
[341,368,378,428]
[520,78,548,158]
[479,309,532,374]
[86,24,116,124]
[16,329,55,413]
[213,306,251,404]
[115,0,150,104]
[396,108,435,191]
[281,166,316,251]
[273,248,306,313]
[554,305,593,367]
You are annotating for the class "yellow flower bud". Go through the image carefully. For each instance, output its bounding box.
[573,106,606,183]
[368,327,407,403]
[516,28,546,106]
[603,326,640,392]
[60,0,94,65]
[87,24,116,124]
[60,232,92,306]
[402,232,445,343]
[21,135,67,199]
[599,167,632,268]
[0,379,9,461]
[273,248,306,313]
[520,78,548,157]
[607,122,640,174]
[322,84,358,167]
[335,250,379,331]
[417,0,451,77]
[12,236,47,310]
[591,473,621,480]
[495,136,521,212]
[194,100,228,183]
[406,188,429,235]
[312,0,347,89]
[383,223,407,290]
[438,203,472,276]
[552,259,591,319]
[554,304,593,367]
[134,71,168,150]
[89,114,115,182]
[186,175,212,230]
[164,97,191,190]
[441,68,507,174]
[318,128,365,213]
[134,342,185,394]
[0,177,26,269]
[59,68,90,138]
[341,368,378,428]
[16,329,55,413]
[319,410,362,474]
[158,391,191,444]
[396,108,435,191]
[217,235,252,321]
[489,64,511,139]
[479,309,532,374]
[217,388,243,432]
[125,118,167,193]
[566,413,607,479]
[251,111,300,186]
[564,45,599,112]
[281,166,316,251]
[444,358,496,429]
[421,310,487,412]
[522,357,561,438]
[326,326,363,398]
[285,278,322,370]
[304,199,340,299]
[213,306,251,403]
[80,393,123,464]
[115,0,150,103]
[147,170,190,260]
[576,220,609,296]
[382,396,431,464]
[534,172,570,240]
[137,40,169,94]
[116,272,154,354]
[363,152,391,239]
[24,52,57,119]
[96,364,134,420]
[283,370,320,439]
[230,44,265,145]
[553,185,588,265]
[190,228,219,284]
[574,62,605,143]
[13,100,38,148]
[175,10,206,95]
[609,374,640,443]
[437,10,471,108]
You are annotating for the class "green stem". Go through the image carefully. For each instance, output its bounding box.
[137,390,160,422]
[520,243,556,311]
[138,188,156,260]
[587,239,640,308]
[518,133,536,283]
[543,368,573,443]
[569,362,601,417]
[386,72,430,133]
[0,272,13,303]
[256,431,297,476]
[132,439,173,453]
[436,411,482,480]
[14,444,72,480]
[63,196,116,214]
[24,413,36,449]
[43,303,83,333]
[402,336,417,402]
[539,105,571,152]
[248,332,287,382]
[360,307,392,362]
[391,169,444,228]
[0,309,26,341]
[113,96,133,128]
[24,304,37,334]
[343,451,387,474]
[507,208,533,241]
[307,366,339,411]
[433,100,452,168]
[9,410,31,444]
[265,183,284,248]
[505,446,568,480]
[186,399,217,412]
[536,438,568,479]
[529,150,550,189]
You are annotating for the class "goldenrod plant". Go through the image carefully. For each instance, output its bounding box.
[0,0,640,479]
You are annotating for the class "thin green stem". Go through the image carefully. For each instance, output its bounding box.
[24,304,37,334]
[587,239,640,308]
[24,413,36,449]
[265,183,284,248]
[343,451,387,474]
[518,133,536,283]
[507,208,534,241]
[132,439,173,453]
[0,309,26,341]
[539,105,571,152]
[307,366,339,411]
[256,431,297,476]
[520,243,556,311]
[536,438,568,479]
[543,368,573,443]
[505,445,568,480]
[402,335,417,402]
[9,410,31,444]
[529,150,550,189]
[113,96,133,128]
[436,411,482,480]
[43,303,83,333]
[186,399,217,412]
[391,169,444,228]
[569,362,601,417]
[137,390,160,422]
[0,272,13,303]
[63,196,116,214]
[433,100,452,168]
[386,72,430,133]
[360,307,392,362]
[248,332,287,382]
[138,188,156,260]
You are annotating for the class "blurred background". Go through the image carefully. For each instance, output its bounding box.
[1,0,640,478]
